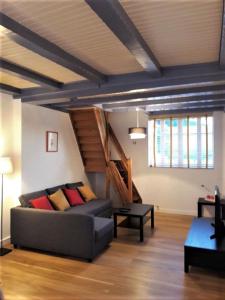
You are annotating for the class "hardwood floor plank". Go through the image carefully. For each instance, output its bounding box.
[1,212,225,300]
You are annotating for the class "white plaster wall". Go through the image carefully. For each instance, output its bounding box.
[21,104,88,193]
[0,93,21,242]
[0,99,89,242]
[109,110,224,216]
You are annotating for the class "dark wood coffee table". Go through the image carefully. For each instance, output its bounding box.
[113,203,154,242]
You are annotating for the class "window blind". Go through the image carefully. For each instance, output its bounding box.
[148,115,214,169]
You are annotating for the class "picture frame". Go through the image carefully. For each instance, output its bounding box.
[46,131,58,152]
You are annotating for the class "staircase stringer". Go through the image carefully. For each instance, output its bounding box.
[69,112,86,167]
[93,108,109,164]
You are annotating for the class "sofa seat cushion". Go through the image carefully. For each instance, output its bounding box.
[94,217,113,241]
[66,199,112,216]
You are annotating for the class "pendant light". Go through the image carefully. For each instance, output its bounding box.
[128,108,147,139]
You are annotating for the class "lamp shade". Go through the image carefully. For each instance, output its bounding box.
[0,157,13,174]
[128,108,147,140]
[128,127,147,139]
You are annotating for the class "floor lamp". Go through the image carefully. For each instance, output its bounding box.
[0,157,13,256]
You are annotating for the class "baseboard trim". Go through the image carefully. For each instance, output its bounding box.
[1,236,11,245]
[156,208,196,216]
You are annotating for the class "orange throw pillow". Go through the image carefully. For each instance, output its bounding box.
[49,189,70,211]
[78,185,97,202]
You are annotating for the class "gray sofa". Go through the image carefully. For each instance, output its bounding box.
[11,182,113,262]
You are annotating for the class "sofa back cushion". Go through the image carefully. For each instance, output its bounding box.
[66,182,83,190]
[66,182,85,200]
[63,188,84,206]
[78,185,97,202]
[30,196,54,210]
[49,189,70,211]
[19,190,48,207]
[46,184,67,195]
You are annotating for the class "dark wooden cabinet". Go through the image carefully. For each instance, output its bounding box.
[184,218,225,273]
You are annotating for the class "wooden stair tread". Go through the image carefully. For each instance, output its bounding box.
[71,113,95,122]
[72,108,95,113]
[73,120,98,129]
[85,158,106,172]
[85,166,105,173]
[79,137,101,144]
[85,158,106,164]
[76,129,99,137]
[85,162,106,167]
[80,144,103,151]
[82,151,105,159]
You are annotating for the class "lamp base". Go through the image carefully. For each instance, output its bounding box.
[0,247,12,256]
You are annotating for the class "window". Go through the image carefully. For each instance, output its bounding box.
[148,114,214,169]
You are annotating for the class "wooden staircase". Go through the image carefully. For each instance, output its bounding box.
[70,108,108,173]
[70,107,142,204]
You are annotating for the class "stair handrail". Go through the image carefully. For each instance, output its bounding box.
[108,161,131,203]
[127,158,133,202]
[108,123,128,170]
[107,123,133,202]
[93,108,109,164]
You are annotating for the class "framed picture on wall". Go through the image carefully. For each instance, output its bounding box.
[46,131,58,152]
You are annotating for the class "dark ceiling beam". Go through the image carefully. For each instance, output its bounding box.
[73,88,225,107]
[220,0,225,67]
[41,104,68,113]
[55,94,225,109]
[102,93,225,109]
[72,85,225,106]
[148,107,224,116]
[42,99,225,113]
[18,62,225,102]
[163,62,220,77]
[0,12,106,84]
[85,0,161,76]
[0,83,21,95]
[0,58,63,88]
[145,100,225,111]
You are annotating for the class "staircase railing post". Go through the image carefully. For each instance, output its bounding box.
[105,166,111,199]
[127,158,133,203]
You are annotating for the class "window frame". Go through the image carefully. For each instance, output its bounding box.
[148,113,214,170]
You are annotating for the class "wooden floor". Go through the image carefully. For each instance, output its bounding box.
[1,213,225,300]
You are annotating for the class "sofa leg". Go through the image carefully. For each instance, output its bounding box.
[87,258,93,263]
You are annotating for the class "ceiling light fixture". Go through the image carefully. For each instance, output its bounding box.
[128,108,147,139]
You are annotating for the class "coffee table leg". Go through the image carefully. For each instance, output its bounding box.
[151,207,154,228]
[114,214,117,238]
[184,247,189,273]
[140,217,144,242]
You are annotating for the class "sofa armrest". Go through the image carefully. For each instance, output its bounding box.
[11,207,95,259]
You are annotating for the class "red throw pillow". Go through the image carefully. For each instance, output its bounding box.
[30,196,54,210]
[63,188,84,206]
